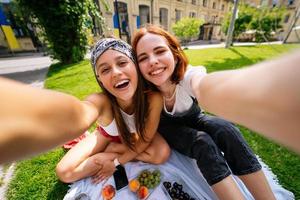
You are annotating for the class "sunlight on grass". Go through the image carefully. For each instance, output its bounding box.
[186,45,300,72]
[45,60,101,99]
[7,149,68,199]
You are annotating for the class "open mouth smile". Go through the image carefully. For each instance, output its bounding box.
[114,79,130,89]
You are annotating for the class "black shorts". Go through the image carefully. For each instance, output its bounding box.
[158,100,261,185]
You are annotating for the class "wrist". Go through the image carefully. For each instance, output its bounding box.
[113,158,121,168]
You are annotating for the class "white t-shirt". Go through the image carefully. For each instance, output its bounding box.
[100,109,136,137]
[163,66,206,115]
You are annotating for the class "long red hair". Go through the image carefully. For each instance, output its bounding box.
[132,24,188,84]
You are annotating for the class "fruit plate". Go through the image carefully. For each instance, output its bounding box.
[129,168,163,200]
[162,175,197,200]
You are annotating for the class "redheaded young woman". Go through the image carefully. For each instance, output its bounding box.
[132,24,275,200]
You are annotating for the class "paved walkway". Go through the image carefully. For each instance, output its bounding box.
[0,164,15,199]
[183,41,283,49]
[0,55,52,75]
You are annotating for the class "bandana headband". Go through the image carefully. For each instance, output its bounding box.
[90,38,135,75]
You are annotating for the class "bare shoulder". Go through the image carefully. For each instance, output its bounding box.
[86,93,114,126]
[85,93,111,113]
[85,93,110,105]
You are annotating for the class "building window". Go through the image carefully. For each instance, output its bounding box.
[139,5,150,26]
[203,0,207,7]
[175,9,182,22]
[288,0,294,5]
[192,0,197,4]
[272,0,278,7]
[159,8,168,30]
[221,4,225,11]
[189,12,196,18]
[213,2,216,9]
[115,1,131,43]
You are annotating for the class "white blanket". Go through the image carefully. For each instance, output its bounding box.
[63,150,294,200]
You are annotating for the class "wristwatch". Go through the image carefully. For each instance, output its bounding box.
[113,158,121,168]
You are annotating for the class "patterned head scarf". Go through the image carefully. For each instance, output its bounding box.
[91,38,136,75]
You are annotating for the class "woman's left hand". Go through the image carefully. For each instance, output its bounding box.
[92,159,116,184]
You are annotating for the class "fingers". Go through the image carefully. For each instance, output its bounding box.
[91,169,115,184]
[92,173,110,184]
[92,174,103,184]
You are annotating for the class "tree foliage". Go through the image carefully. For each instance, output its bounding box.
[222,4,286,42]
[15,0,101,64]
[250,7,285,42]
[172,17,204,43]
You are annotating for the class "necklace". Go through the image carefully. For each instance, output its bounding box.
[163,86,177,101]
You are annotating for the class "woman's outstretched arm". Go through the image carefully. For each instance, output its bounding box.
[193,50,300,153]
[0,78,99,163]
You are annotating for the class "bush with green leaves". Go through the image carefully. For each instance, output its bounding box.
[15,0,101,64]
[222,4,285,42]
[172,17,204,44]
[250,7,285,42]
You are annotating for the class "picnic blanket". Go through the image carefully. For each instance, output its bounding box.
[63,150,294,200]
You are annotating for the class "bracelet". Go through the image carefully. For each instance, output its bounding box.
[113,158,120,168]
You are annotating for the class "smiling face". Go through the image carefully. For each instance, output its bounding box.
[136,33,177,87]
[95,49,138,103]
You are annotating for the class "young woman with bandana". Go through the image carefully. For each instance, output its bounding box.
[56,38,170,183]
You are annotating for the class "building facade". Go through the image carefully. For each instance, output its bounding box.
[98,0,232,42]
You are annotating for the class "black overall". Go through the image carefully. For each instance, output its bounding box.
[158,99,261,185]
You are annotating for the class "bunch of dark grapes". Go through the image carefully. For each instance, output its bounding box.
[163,181,196,200]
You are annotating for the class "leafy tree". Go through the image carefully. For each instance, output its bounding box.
[15,0,102,64]
[222,4,255,39]
[222,4,285,42]
[172,17,204,44]
[250,7,285,42]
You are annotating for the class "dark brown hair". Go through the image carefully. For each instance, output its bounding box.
[132,24,188,84]
[94,54,149,150]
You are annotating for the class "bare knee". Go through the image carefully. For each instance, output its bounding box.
[150,134,171,164]
[55,162,75,183]
[157,143,171,164]
[151,143,171,164]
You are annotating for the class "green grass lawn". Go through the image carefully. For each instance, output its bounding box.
[7,44,300,199]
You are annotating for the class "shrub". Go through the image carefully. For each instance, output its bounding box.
[172,17,204,44]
